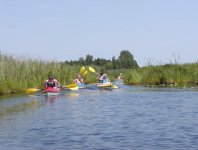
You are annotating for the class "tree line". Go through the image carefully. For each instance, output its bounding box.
[63,50,139,70]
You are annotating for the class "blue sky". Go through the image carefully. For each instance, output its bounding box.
[1,0,198,66]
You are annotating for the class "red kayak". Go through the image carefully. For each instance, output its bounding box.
[43,87,61,96]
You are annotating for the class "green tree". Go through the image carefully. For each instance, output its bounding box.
[85,54,93,65]
[118,50,139,69]
[112,56,117,69]
[94,58,110,66]
[78,57,85,65]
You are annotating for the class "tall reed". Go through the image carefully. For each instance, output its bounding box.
[124,63,198,86]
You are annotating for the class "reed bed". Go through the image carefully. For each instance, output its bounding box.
[124,63,198,87]
[1,51,197,95]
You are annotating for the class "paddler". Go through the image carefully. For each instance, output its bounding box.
[73,74,84,84]
[44,76,61,88]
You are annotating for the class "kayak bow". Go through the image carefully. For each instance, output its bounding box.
[43,87,61,95]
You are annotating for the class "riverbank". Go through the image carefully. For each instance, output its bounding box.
[124,63,198,87]
[1,52,197,96]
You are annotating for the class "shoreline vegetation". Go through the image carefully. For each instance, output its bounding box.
[123,63,198,87]
[0,51,198,96]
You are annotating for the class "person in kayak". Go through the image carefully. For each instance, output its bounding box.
[73,74,84,84]
[98,73,109,84]
[116,73,123,80]
[44,76,61,88]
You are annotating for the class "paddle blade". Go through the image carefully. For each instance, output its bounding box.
[79,66,85,75]
[82,70,88,77]
[25,88,41,93]
[88,67,95,73]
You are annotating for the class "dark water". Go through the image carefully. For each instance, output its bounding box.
[0,83,198,150]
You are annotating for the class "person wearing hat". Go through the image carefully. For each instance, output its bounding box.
[44,76,61,88]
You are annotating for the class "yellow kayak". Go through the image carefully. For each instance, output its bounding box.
[64,86,79,90]
[97,83,118,89]
[69,86,79,90]
[97,83,112,88]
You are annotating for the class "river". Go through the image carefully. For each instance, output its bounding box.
[0,83,198,150]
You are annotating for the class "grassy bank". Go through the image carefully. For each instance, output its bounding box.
[124,63,198,87]
[1,52,197,95]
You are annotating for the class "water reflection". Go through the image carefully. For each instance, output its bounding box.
[65,92,79,99]
[44,95,60,104]
[0,98,39,118]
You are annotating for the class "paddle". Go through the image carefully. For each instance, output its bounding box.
[25,88,41,93]
[26,84,79,93]
[26,86,62,93]
[79,66,85,75]
[88,67,99,75]
[82,70,88,78]
[80,66,89,78]
[89,66,119,89]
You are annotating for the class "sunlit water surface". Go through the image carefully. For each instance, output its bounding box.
[0,84,198,150]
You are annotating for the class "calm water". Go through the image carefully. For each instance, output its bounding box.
[0,83,198,150]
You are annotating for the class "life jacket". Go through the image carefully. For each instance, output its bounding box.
[46,80,56,87]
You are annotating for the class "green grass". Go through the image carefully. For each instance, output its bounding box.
[124,63,198,87]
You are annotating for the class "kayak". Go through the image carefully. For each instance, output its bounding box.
[97,82,112,88]
[67,86,79,90]
[64,84,85,90]
[77,83,86,89]
[43,87,61,96]
[97,82,119,89]
[63,84,79,90]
